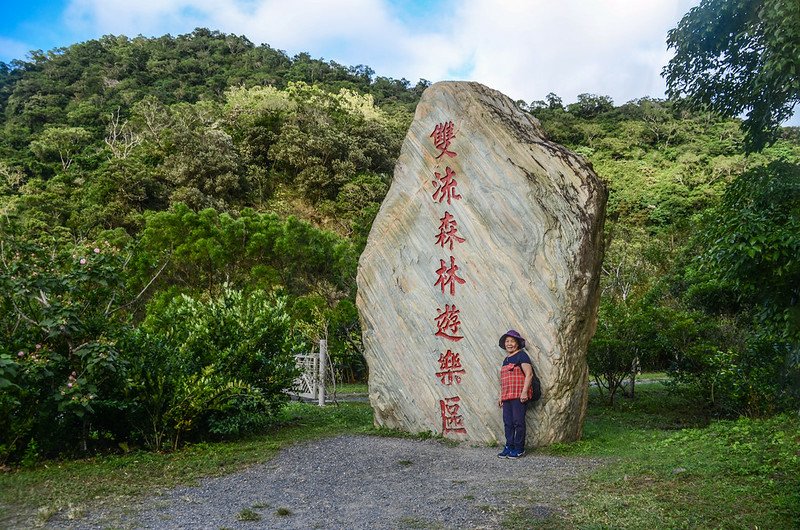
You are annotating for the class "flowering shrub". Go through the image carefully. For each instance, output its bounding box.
[0,225,133,462]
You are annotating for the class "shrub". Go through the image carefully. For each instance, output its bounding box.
[0,224,135,462]
[135,287,298,448]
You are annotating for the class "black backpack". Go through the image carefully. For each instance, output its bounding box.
[530,366,542,401]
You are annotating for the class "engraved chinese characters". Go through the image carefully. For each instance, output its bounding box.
[429,121,467,435]
[435,212,465,250]
[434,304,463,341]
[430,120,457,159]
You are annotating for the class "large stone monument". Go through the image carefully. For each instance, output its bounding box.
[356,81,606,446]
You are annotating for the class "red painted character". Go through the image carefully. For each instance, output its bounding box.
[434,256,466,296]
[432,167,462,205]
[434,304,464,341]
[430,121,457,159]
[436,349,466,385]
[439,396,467,434]
[435,211,466,250]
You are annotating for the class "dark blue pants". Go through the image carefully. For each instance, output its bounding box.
[502,399,527,451]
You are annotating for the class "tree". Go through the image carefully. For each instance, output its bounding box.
[588,300,641,404]
[268,82,401,204]
[682,160,800,413]
[135,204,357,297]
[545,92,563,110]
[29,126,93,171]
[663,0,800,151]
[104,108,142,160]
[694,160,800,340]
[567,93,614,118]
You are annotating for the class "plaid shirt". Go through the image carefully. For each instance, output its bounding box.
[500,362,533,401]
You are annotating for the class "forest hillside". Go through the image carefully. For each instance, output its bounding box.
[1,29,798,463]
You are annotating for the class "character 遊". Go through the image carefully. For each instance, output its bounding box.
[439,396,467,434]
[435,211,466,250]
[434,255,466,296]
[434,304,464,341]
[430,121,457,159]
[436,349,466,385]
[432,167,462,205]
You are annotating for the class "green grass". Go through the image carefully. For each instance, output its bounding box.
[0,402,373,528]
[2,384,797,530]
[638,371,668,381]
[527,385,800,529]
[236,507,262,521]
[397,515,444,529]
[335,382,369,394]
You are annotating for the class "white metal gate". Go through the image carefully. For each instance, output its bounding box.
[293,353,319,399]
[291,339,328,405]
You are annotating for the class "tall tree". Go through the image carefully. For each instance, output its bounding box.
[663,0,800,151]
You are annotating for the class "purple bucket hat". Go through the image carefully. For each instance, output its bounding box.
[499,329,526,349]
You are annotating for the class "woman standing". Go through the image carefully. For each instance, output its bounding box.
[497,329,533,459]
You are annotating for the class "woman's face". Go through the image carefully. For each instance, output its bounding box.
[504,336,519,353]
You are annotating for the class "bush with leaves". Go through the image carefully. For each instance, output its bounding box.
[670,332,795,416]
[589,282,726,405]
[0,223,138,462]
[588,299,655,404]
[133,287,298,449]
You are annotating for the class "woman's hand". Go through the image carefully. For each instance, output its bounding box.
[497,399,503,407]
[519,393,528,403]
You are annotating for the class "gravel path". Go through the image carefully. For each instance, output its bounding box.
[46,435,600,529]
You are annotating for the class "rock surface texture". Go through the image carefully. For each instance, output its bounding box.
[356,81,606,446]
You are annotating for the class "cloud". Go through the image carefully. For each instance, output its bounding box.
[60,0,703,105]
[64,0,209,38]
[216,0,464,82]
[0,37,38,63]
[446,0,699,104]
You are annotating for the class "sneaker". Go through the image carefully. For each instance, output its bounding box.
[497,446,512,458]
[507,449,525,459]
